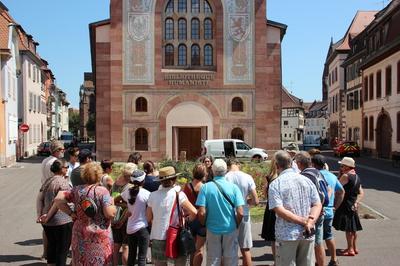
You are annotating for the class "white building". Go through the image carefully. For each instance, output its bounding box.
[304,101,329,141]
[18,31,47,157]
[0,20,20,166]
[48,87,69,138]
[281,87,305,148]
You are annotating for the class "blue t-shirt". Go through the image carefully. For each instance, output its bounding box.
[320,169,343,219]
[196,176,244,235]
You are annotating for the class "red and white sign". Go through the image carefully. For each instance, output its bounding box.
[19,124,29,133]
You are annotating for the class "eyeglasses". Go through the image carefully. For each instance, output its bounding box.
[58,148,65,152]
[62,166,69,169]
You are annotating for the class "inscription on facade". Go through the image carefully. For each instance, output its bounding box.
[164,73,215,86]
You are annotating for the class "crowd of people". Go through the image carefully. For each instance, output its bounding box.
[36,140,363,266]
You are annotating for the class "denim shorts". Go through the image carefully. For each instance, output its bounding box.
[323,218,333,240]
[188,219,206,238]
[314,216,324,246]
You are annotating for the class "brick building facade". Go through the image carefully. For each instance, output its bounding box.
[90,0,286,161]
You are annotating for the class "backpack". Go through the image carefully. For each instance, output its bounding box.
[301,168,330,207]
[80,185,99,218]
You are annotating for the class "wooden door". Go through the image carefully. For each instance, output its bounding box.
[178,128,202,160]
[376,114,392,158]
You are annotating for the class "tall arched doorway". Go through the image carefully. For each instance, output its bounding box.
[376,112,392,158]
[166,102,213,160]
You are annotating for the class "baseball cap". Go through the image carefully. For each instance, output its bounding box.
[212,159,227,176]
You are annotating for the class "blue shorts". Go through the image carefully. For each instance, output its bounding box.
[188,219,206,238]
[323,218,333,240]
[314,216,324,246]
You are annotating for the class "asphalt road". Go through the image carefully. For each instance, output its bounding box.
[1,154,400,265]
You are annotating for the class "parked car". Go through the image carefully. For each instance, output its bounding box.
[37,141,51,156]
[202,139,268,161]
[333,141,360,157]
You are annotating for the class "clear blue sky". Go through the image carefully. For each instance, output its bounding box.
[2,0,389,107]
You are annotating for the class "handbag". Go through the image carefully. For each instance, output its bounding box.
[165,193,180,259]
[165,192,196,259]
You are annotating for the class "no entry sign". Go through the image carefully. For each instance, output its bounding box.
[19,124,29,132]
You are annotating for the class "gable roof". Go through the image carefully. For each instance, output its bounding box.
[0,2,14,50]
[281,86,303,108]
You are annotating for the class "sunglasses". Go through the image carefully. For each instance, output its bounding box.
[62,166,69,169]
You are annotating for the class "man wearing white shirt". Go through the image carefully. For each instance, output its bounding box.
[225,158,259,266]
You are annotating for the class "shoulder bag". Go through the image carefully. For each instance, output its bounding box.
[211,180,238,228]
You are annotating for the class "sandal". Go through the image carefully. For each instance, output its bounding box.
[341,250,355,256]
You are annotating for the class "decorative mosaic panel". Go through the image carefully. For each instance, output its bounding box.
[123,0,155,84]
[224,0,254,85]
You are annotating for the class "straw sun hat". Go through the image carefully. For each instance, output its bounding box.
[155,166,181,181]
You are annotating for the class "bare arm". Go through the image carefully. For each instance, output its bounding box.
[197,206,206,226]
[247,188,259,206]
[146,206,153,224]
[339,174,349,186]
[273,206,308,226]
[54,191,74,215]
[353,185,364,210]
[235,205,244,226]
[334,187,345,210]
[36,191,44,218]
[181,200,197,221]
[103,205,117,220]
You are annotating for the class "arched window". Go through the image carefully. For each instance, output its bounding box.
[204,18,213,40]
[166,0,174,13]
[135,128,148,151]
[191,45,200,66]
[191,0,200,13]
[231,128,244,141]
[204,0,212,13]
[178,0,187,12]
[178,19,187,40]
[178,44,187,66]
[135,97,147,112]
[232,97,244,112]
[165,18,174,40]
[191,18,200,40]
[204,44,213,66]
[165,44,174,66]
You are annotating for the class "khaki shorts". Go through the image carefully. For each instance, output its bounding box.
[238,215,253,249]
[275,240,315,266]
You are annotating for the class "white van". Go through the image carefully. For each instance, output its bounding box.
[202,139,268,161]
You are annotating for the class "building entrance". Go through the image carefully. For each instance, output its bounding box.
[178,127,202,160]
[376,113,392,158]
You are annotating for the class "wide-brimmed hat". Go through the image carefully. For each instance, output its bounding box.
[156,166,181,181]
[285,143,299,154]
[338,157,355,168]
[50,140,64,153]
[131,170,146,183]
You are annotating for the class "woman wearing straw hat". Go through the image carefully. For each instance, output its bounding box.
[333,157,364,257]
[146,166,197,266]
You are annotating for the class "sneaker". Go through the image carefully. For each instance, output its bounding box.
[328,260,339,266]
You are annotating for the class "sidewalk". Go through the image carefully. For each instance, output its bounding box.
[250,219,400,266]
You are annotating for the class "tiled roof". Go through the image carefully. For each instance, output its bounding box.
[336,11,377,51]
[282,86,303,108]
[0,4,15,50]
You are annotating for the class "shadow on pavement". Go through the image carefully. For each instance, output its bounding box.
[21,263,46,266]
[18,156,44,164]
[252,253,274,262]
[0,255,41,263]
[15,238,42,246]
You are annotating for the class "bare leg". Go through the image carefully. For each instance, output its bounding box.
[271,241,276,266]
[314,244,325,266]
[353,232,358,253]
[193,236,206,266]
[241,248,252,266]
[121,244,129,265]
[113,243,121,266]
[325,239,338,262]
[345,232,355,253]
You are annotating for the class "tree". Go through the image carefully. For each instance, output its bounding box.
[86,113,96,139]
[69,112,80,137]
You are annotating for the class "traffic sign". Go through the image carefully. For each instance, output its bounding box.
[20,124,29,132]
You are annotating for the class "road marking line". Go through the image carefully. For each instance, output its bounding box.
[325,155,400,179]
[360,202,390,220]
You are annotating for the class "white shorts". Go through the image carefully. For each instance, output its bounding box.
[238,215,253,249]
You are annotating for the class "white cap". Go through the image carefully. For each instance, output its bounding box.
[212,159,227,176]
[131,170,146,183]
